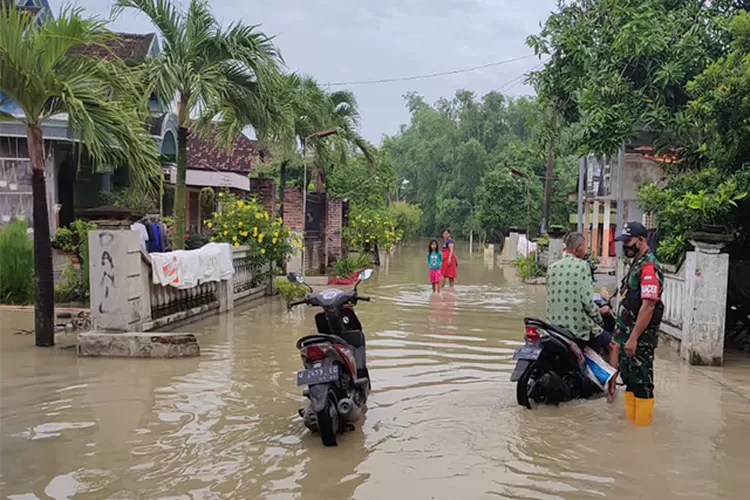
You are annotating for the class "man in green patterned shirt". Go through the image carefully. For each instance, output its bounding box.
[546,232,613,351]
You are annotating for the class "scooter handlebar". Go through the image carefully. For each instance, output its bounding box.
[357,296,371,302]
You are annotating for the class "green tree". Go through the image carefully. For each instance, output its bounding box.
[114,0,285,249]
[262,73,375,201]
[384,90,577,240]
[0,5,161,346]
[527,0,737,155]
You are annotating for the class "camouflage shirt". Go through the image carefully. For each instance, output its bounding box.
[615,252,664,345]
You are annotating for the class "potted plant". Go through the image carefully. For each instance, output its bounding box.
[683,181,747,234]
[548,224,567,238]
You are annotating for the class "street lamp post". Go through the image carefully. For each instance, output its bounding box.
[395,178,410,202]
[301,128,339,279]
[510,168,532,275]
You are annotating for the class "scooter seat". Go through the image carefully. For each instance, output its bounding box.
[296,333,349,350]
[524,318,582,343]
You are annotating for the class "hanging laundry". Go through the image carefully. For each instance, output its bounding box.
[130,221,149,250]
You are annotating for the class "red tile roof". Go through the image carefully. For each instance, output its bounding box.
[187,129,259,173]
[69,32,155,62]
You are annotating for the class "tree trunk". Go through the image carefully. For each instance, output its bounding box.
[173,125,189,250]
[542,105,558,233]
[27,125,55,347]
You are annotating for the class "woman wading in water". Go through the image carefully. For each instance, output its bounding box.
[441,230,457,288]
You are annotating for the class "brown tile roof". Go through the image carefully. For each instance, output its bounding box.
[69,32,155,62]
[187,128,259,173]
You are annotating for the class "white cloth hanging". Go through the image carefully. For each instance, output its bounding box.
[150,242,234,289]
[130,222,149,250]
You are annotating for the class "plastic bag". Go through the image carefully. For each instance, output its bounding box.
[582,346,617,390]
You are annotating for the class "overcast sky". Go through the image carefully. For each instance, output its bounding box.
[54,0,558,144]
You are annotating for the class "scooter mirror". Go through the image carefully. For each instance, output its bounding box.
[287,272,304,284]
[358,268,374,281]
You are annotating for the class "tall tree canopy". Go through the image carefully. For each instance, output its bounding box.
[383,91,577,241]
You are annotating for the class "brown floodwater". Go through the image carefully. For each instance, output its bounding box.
[2,245,750,500]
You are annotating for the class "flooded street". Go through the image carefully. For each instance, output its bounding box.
[2,246,750,500]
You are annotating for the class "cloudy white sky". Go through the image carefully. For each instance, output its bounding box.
[53,0,558,144]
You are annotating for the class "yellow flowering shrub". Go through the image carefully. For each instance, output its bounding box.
[205,191,296,266]
[344,207,403,252]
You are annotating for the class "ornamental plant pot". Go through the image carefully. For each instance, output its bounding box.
[699,223,725,234]
[548,228,567,239]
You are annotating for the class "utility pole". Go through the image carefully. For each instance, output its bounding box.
[577,156,585,233]
[542,104,558,233]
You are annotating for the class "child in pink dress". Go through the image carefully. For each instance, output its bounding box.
[428,239,443,293]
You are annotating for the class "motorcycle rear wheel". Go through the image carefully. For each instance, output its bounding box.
[516,364,538,409]
[317,392,340,447]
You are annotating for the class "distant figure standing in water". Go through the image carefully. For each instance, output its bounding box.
[428,239,443,293]
[441,230,457,288]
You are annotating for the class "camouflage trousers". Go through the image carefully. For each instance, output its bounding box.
[617,330,657,399]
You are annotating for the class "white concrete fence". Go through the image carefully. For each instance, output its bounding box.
[659,240,730,366]
[88,230,272,333]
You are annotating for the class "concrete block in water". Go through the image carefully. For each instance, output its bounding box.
[77,332,200,358]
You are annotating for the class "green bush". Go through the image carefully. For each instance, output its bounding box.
[513,254,545,280]
[275,278,307,303]
[51,227,75,252]
[0,220,34,304]
[387,202,423,241]
[99,188,154,215]
[331,254,372,278]
[185,229,208,250]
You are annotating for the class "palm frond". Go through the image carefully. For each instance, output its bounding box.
[112,0,184,51]
[0,6,161,193]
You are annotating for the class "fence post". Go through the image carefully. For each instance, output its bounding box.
[217,275,235,313]
[89,230,146,332]
[548,236,565,266]
[500,232,520,263]
[680,240,729,366]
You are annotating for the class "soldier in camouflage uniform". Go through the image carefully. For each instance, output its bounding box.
[614,222,664,426]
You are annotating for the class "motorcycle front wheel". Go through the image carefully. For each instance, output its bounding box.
[317,391,340,447]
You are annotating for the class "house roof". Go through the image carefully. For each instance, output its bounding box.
[68,32,155,62]
[187,129,259,173]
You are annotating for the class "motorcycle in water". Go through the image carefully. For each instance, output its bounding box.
[510,294,616,409]
[287,269,374,446]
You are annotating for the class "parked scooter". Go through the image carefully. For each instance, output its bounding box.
[287,269,374,446]
[510,294,616,409]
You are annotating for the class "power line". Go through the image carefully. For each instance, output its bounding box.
[326,54,537,87]
[495,61,546,94]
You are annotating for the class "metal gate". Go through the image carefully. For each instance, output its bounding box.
[305,192,326,238]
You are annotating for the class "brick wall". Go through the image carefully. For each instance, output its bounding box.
[326,198,344,263]
[249,178,276,215]
[283,186,304,232]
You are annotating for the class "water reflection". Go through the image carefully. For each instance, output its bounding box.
[1,245,749,499]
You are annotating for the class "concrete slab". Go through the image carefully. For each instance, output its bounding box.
[77,331,200,358]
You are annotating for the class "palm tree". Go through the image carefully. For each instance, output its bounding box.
[0,5,161,346]
[269,74,375,194]
[113,0,285,249]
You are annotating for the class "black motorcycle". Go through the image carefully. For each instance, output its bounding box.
[510,294,616,409]
[287,269,373,446]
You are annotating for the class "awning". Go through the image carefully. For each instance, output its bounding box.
[162,165,250,191]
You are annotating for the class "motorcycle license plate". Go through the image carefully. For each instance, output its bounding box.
[296,365,339,386]
[513,344,541,361]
